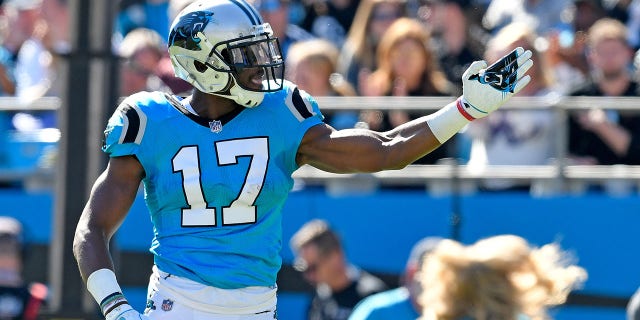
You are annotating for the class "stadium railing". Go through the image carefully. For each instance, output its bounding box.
[0,95,639,193]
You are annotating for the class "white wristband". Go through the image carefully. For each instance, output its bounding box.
[87,268,128,316]
[425,98,471,143]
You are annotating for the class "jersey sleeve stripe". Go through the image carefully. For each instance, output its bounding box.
[118,104,147,144]
[285,88,314,121]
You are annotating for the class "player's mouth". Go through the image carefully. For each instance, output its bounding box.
[236,67,266,91]
[249,69,265,88]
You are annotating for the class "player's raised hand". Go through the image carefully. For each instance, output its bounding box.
[458,47,533,120]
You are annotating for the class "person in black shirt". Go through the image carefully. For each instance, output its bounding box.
[567,18,640,166]
[290,219,387,320]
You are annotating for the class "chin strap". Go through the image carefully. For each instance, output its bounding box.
[214,77,265,108]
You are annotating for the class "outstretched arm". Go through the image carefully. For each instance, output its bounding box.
[73,155,147,320]
[297,47,533,173]
[297,119,443,173]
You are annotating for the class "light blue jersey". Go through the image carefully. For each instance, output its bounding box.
[349,287,534,320]
[102,81,323,289]
[348,288,419,320]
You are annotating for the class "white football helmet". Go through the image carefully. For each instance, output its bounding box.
[168,0,284,107]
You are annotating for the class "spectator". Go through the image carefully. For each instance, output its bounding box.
[360,18,453,98]
[542,0,606,94]
[0,0,69,136]
[629,286,640,320]
[2,0,61,131]
[39,0,69,100]
[348,237,443,320]
[337,0,407,92]
[117,28,169,96]
[568,18,640,166]
[0,216,47,320]
[464,22,558,192]
[0,0,42,97]
[285,39,355,97]
[417,235,587,320]
[418,0,483,91]
[290,219,388,320]
[4,0,54,105]
[248,0,315,58]
[285,39,358,129]
[118,26,192,96]
[360,17,455,164]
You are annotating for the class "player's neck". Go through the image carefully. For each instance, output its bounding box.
[189,90,242,120]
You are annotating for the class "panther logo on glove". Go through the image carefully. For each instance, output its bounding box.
[458,46,533,120]
[469,49,519,93]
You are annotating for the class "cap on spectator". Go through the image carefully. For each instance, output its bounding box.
[405,236,443,271]
[3,0,42,10]
[0,216,23,243]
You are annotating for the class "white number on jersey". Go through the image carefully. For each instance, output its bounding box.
[172,137,269,227]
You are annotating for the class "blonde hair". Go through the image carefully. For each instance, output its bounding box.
[418,235,587,320]
[287,39,339,77]
[286,39,356,96]
[587,18,628,48]
[118,28,165,59]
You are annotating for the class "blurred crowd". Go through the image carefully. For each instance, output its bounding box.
[0,0,640,193]
[288,220,588,320]
[0,2,638,319]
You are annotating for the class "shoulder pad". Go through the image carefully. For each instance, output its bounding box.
[277,80,322,122]
[113,96,149,145]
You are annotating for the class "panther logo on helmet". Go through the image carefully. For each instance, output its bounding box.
[168,11,214,51]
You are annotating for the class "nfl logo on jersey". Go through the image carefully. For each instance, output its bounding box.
[161,299,173,311]
[209,120,223,133]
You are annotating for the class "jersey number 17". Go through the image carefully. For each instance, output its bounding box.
[172,137,269,227]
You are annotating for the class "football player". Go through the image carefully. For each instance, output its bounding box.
[73,0,533,319]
